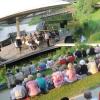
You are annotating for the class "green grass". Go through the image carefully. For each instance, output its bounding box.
[32,72,100,100]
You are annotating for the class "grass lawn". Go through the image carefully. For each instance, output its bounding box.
[31,72,100,100]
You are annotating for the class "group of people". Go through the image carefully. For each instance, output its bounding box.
[14,30,60,53]
[7,45,100,100]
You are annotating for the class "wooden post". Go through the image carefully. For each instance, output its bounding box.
[16,17,20,37]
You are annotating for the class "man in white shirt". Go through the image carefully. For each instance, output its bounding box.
[44,32,50,47]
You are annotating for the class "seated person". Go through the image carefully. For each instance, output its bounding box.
[81,48,87,58]
[52,68,64,88]
[36,73,47,94]
[87,57,98,74]
[79,59,88,75]
[65,63,77,83]
[75,49,82,58]
[26,75,40,97]
[22,65,31,77]
[37,61,46,71]
[66,53,75,63]
[58,56,67,65]
[22,78,29,88]
[88,46,95,56]
[10,80,27,100]
[95,45,100,54]
[45,75,54,90]
[46,59,54,68]
[29,62,36,74]
[15,68,24,83]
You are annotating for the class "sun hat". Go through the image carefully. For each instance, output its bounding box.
[79,60,86,65]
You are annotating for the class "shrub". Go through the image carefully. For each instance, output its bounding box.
[88,33,100,43]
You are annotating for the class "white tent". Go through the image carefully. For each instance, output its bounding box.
[0,0,70,20]
[0,0,70,41]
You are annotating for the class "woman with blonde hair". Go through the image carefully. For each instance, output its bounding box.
[65,63,77,83]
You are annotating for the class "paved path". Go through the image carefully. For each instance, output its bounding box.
[0,89,10,100]
[0,87,100,100]
[71,87,100,100]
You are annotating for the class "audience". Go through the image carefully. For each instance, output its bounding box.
[9,46,100,100]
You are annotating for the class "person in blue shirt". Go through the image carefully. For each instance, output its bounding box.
[36,73,47,94]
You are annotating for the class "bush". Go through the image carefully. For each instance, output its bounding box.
[88,33,100,43]
[0,67,6,83]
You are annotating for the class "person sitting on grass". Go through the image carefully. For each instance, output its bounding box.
[22,64,31,77]
[75,48,82,59]
[58,56,67,65]
[65,63,77,83]
[95,45,100,54]
[22,78,29,88]
[79,59,88,75]
[66,52,75,63]
[37,61,46,71]
[26,75,41,97]
[81,48,87,58]
[45,75,54,90]
[52,68,64,88]
[29,62,36,74]
[87,57,98,74]
[15,68,24,83]
[36,73,47,94]
[46,58,54,68]
[88,46,95,56]
[10,80,27,100]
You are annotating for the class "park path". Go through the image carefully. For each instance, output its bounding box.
[0,87,100,100]
[0,89,10,100]
[71,87,100,100]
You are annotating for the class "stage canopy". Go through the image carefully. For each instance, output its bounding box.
[0,0,70,21]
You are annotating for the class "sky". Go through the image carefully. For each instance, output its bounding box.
[0,0,69,19]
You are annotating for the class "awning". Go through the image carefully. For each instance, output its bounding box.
[0,0,70,21]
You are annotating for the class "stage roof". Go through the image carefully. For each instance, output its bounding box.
[0,0,70,21]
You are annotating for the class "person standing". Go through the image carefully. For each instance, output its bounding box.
[15,36,22,54]
[6,69,15,88]
[44,31,50,47]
